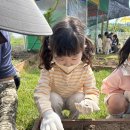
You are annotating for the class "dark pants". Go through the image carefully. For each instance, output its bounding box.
[112,45,119,53]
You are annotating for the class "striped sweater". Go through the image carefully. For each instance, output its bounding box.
[34,62,99,114]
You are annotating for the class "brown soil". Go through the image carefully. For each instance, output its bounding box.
[63,120,130,130]
[93,54,118,69]
[12,50,38,62]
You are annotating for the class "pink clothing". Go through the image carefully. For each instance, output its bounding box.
[101,67,130,95]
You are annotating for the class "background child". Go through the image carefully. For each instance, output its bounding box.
[102,31,108,53]
[97,34,103,54]
[104,34,112,55]
[101,37,130,119]
[34,17,100,130]
[111,34,119,53]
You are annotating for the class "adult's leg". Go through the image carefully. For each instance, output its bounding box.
[0,80,18,130]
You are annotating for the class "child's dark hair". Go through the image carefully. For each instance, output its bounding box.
[109,32,113,36]
[104,31,108,36]
[98,34,102,38]
[113,34,117,39]
[106,34,111,38]
[39,17,94,70]
[117,37,130,68]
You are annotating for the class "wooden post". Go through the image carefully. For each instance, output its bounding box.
[86,0,88,27]
[106,15,109,31]
[101,14,104,37]
[95,6,99,51]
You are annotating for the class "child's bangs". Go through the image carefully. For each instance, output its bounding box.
[55,45,80,57]
[54,35,82,57]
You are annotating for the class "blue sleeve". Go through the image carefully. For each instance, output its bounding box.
[0,44,1,65]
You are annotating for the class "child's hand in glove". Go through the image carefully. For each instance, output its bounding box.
[40,110,64,130]
[75,99,100,114]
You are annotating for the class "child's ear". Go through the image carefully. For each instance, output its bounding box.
[0,32,7,44]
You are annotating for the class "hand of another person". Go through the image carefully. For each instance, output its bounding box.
[14,75,20,90]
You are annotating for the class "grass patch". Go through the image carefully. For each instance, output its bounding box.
[95,54,118,59]
[16,67,112,130]
[16,67,40,130]
[12,59,22,66]
[11,35,24,47]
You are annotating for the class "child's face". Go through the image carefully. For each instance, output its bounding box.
[128,55,130,62]
[54,51,82,67]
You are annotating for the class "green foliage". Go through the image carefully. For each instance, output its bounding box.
[38,0,60,42]
[44,0,60,25]
[16,67,40,130]
[109,19,130,33]
[11,35,24,47]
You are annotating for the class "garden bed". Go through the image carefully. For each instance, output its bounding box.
[93,54,118,69]
[62,119,130,130]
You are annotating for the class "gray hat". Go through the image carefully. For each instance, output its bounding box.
[0,0,52,35]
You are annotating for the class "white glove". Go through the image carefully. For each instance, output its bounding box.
[75,99,100,114]
[124,91,130,102]
[40,110,64,130]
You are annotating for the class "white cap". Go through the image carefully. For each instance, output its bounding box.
[0,0,52,35]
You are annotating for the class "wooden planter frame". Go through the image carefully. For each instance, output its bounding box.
[62,119,130,130]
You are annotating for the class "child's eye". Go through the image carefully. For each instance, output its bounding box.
[56,57,64,61]
[72,58,78,60]
[59,59,64,61]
